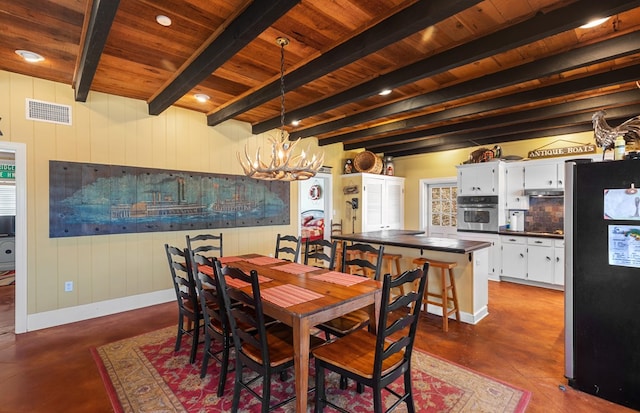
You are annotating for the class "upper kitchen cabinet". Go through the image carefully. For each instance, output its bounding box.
[342,173,404,232]
[504,163,529,210]
[523,160,564,190]
[457,163,500,196]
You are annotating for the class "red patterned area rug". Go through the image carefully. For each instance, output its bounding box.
[0,270,15,286]
[92,326,530,413]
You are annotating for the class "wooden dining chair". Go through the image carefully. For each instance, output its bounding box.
[316,243,384,343]
[274,233,302,262]
[186,233,223,259]
[304,238,337,269]
[214,260,325,412]
[313,262,429,413]
[331,219,343,235]
[164,244,202,364]
[341,241,384,281]
[190,253,233,397]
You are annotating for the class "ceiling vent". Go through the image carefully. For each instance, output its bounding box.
[25,98,72,126]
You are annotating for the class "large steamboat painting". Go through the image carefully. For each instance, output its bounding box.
[49,161,290,238]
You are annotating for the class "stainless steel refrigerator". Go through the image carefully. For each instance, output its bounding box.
[565,158,640,411]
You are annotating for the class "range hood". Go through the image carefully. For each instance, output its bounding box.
[524,188,564,197]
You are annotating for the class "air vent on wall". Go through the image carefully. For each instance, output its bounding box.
[25,98,72,126]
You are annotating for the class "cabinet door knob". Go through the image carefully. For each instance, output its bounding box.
[519,253,524,258]
[548,180,553,185]
[546,256,551,261]
[556,257,560,262]
[558,180,563,185]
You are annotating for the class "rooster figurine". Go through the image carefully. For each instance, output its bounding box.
[592,110,640,159]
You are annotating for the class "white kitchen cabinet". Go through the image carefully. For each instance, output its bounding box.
[457,163,499,196]
[524,160,562,189]
[527,237,554,284]
[499,235,565,288]
[457,232,501,281]
[500,236,527,279]
[343,173,404,232]
[504,163,529,210]
[554,239,565,286]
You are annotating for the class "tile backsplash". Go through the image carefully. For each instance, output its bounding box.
[524,197,564,232]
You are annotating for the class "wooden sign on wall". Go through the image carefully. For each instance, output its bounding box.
[49,161,290,238]
[528,144,596,159]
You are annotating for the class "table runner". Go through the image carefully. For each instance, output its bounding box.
[310,271,367,286]
[244,256,286,266]
[273,262,320,274]
[260,284,324,307]
[224,274,272,289]
[219,256,244,264]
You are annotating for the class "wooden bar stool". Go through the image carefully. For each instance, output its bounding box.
[367,252,403,296]
[412,257,460,332]
[367,252,402,276]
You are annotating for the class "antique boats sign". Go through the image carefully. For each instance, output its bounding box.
[528,143,596,159]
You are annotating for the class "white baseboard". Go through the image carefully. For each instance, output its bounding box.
[423,303,488,326]
[500,276,564,291]
[26,289,175,332]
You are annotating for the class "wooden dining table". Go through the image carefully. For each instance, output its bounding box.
[209,254,383,413]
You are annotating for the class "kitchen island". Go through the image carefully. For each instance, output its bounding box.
[332,230,492,325]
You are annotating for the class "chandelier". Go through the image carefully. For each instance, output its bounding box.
[237,37,324,181]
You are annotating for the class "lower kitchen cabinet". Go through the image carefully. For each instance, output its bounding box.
[500,235,564,288]
[554,239,565,286]
[527,238,554,284]
[457,231,500,281]
[500,236,527,279]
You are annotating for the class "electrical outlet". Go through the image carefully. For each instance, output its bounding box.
[64,281,73,292]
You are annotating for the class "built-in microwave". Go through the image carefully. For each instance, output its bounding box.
[457,195,499,232]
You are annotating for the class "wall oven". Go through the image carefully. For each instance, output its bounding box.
[457,195,499,232]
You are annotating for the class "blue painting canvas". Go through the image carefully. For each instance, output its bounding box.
[49,161,290,238]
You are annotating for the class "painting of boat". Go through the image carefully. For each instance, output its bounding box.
[49,161,290,238]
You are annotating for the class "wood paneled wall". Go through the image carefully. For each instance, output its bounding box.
[0,70,343,317]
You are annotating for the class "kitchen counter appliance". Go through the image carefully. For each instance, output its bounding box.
[457,195,499,233]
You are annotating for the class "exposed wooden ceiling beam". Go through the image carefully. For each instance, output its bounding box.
[205,0,481,128]
[354,89,640,151]
[288,0,640,140]
[367,98,640,153]
[379,105,640,157]
[321,63,640,148]
[148,0,300,116]
[320,33,640,144]
[73,0,120,102]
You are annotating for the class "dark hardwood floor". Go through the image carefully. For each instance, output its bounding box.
[0,281,634,412]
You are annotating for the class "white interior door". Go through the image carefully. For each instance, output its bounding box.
[0,142,26,333]
[420,177,457,238]
[298,172,333,241]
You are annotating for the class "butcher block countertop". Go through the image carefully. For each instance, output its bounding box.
[331,230,492,254]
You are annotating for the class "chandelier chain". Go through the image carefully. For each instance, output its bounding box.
[280,39,286,140]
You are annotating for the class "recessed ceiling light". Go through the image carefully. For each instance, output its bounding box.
[291,119,301,126]
[156,15,172,27]
[579,17,610,29]
[379,89,392,96]
[194,93,210,103]
[15,50,44,63]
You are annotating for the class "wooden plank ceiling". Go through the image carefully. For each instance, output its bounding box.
[2,0,640,157]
